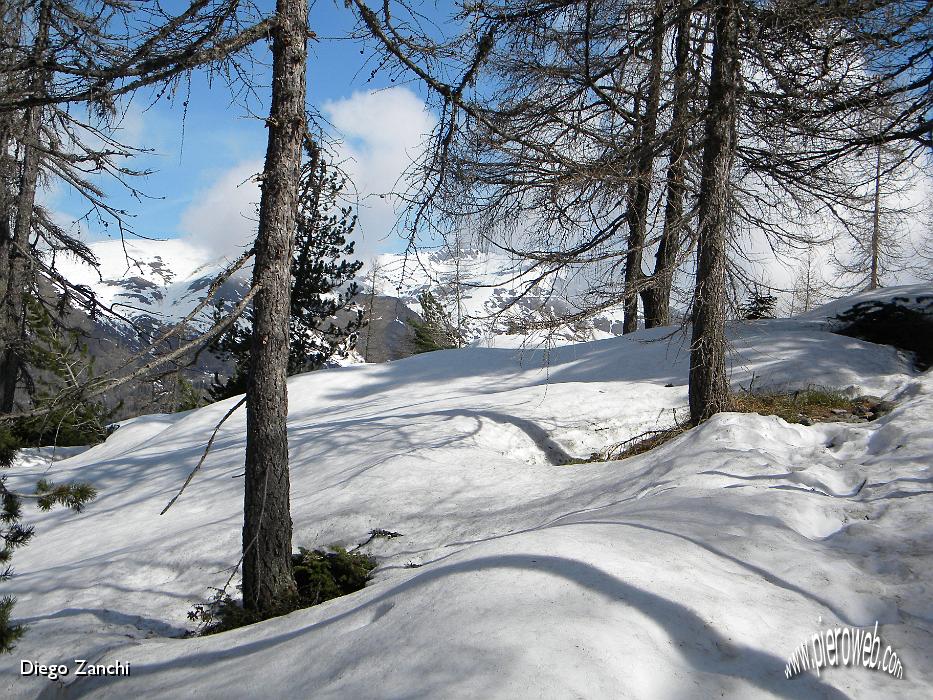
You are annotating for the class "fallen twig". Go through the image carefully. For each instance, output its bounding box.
[160,396,247,515]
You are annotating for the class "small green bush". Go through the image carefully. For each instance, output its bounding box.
[11,401,114,448]
[740,290,778,320]
[293,546,376,606]
[408,291,462,353]
[189,547,377,635]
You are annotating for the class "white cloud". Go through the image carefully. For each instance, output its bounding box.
[322,87,435,262]
[174,87,433,267]
[178,160,263,259]
[111,100,148,150]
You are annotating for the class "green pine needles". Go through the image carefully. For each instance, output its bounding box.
[209,150,364,401]
[408,291,463,353]
[13,296,115,447]
[740,289,778,320]
[188,546,377,635]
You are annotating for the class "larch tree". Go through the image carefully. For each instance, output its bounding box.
[688,0,739,423]
[831,140,918,291]
[639,0,697,329]
[351,0,931,425]
[241,0,308,614]
[787,256,826,317]
[0,0,297,639]
[0,0,278,420]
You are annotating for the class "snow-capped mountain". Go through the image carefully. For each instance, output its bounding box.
[369,247,630,344]
[58,238,631,356]
[55,238,250,344]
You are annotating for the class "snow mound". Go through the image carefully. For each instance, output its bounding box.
[3,309,931,699]
[800,284,933,322]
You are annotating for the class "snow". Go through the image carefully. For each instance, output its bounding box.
[53,238,247,329]
[2,288,932,698]
[797,284,933,321]
[55,240,627,346]
[371,248,630,341]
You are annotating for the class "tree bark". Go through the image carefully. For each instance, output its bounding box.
[641,0,693,329]
[689,0,739,424]
[869,144,881,290]
[622,2,665,335]
[0,0,51,413]
[242,0,306,613]
[0,178,15,398]
[0,4,22,316]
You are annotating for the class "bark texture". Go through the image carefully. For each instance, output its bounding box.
[622,0,665,335]
[0,0,51,413]
[641,0,693,329]
[242,0,306,612]
[869,145,882,290]
[689,0,739,424]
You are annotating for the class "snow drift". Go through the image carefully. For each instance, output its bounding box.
[2,288,931,699]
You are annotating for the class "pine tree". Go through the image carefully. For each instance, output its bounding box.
[740,289,778,321]
[408,291,462,353]
[288,148,365,375]
[211,151,363,401]
[10,295,114,446]
[174,375,205,413]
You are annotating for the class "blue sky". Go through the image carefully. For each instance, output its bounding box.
[49,0,441,263]
[45,1,931,289]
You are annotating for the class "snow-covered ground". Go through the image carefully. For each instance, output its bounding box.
[2,289,931,698]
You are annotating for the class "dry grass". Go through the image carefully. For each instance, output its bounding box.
[570,387,892,465]
[730,387,856,425]
[609,424,690,459]
[570,421,690,464]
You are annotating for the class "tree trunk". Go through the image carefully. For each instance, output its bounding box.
[0,5,22,322]
[364,260,379,362]
[0,0,51,413]
[242,0,307,613]
[642,0,693,329]
[688,0,739,424]
[869,144,881,290]
[622,96,643,335]
[1,101,42,413]
[622,3,664,335]
[0,181,15,400]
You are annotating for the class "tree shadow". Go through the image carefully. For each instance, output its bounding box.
[16,607,188,637]
[53,554,847,699]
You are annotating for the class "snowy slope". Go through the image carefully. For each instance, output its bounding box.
[799,283,933,320]
[56,240,625,366]
[2,290,931,699]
